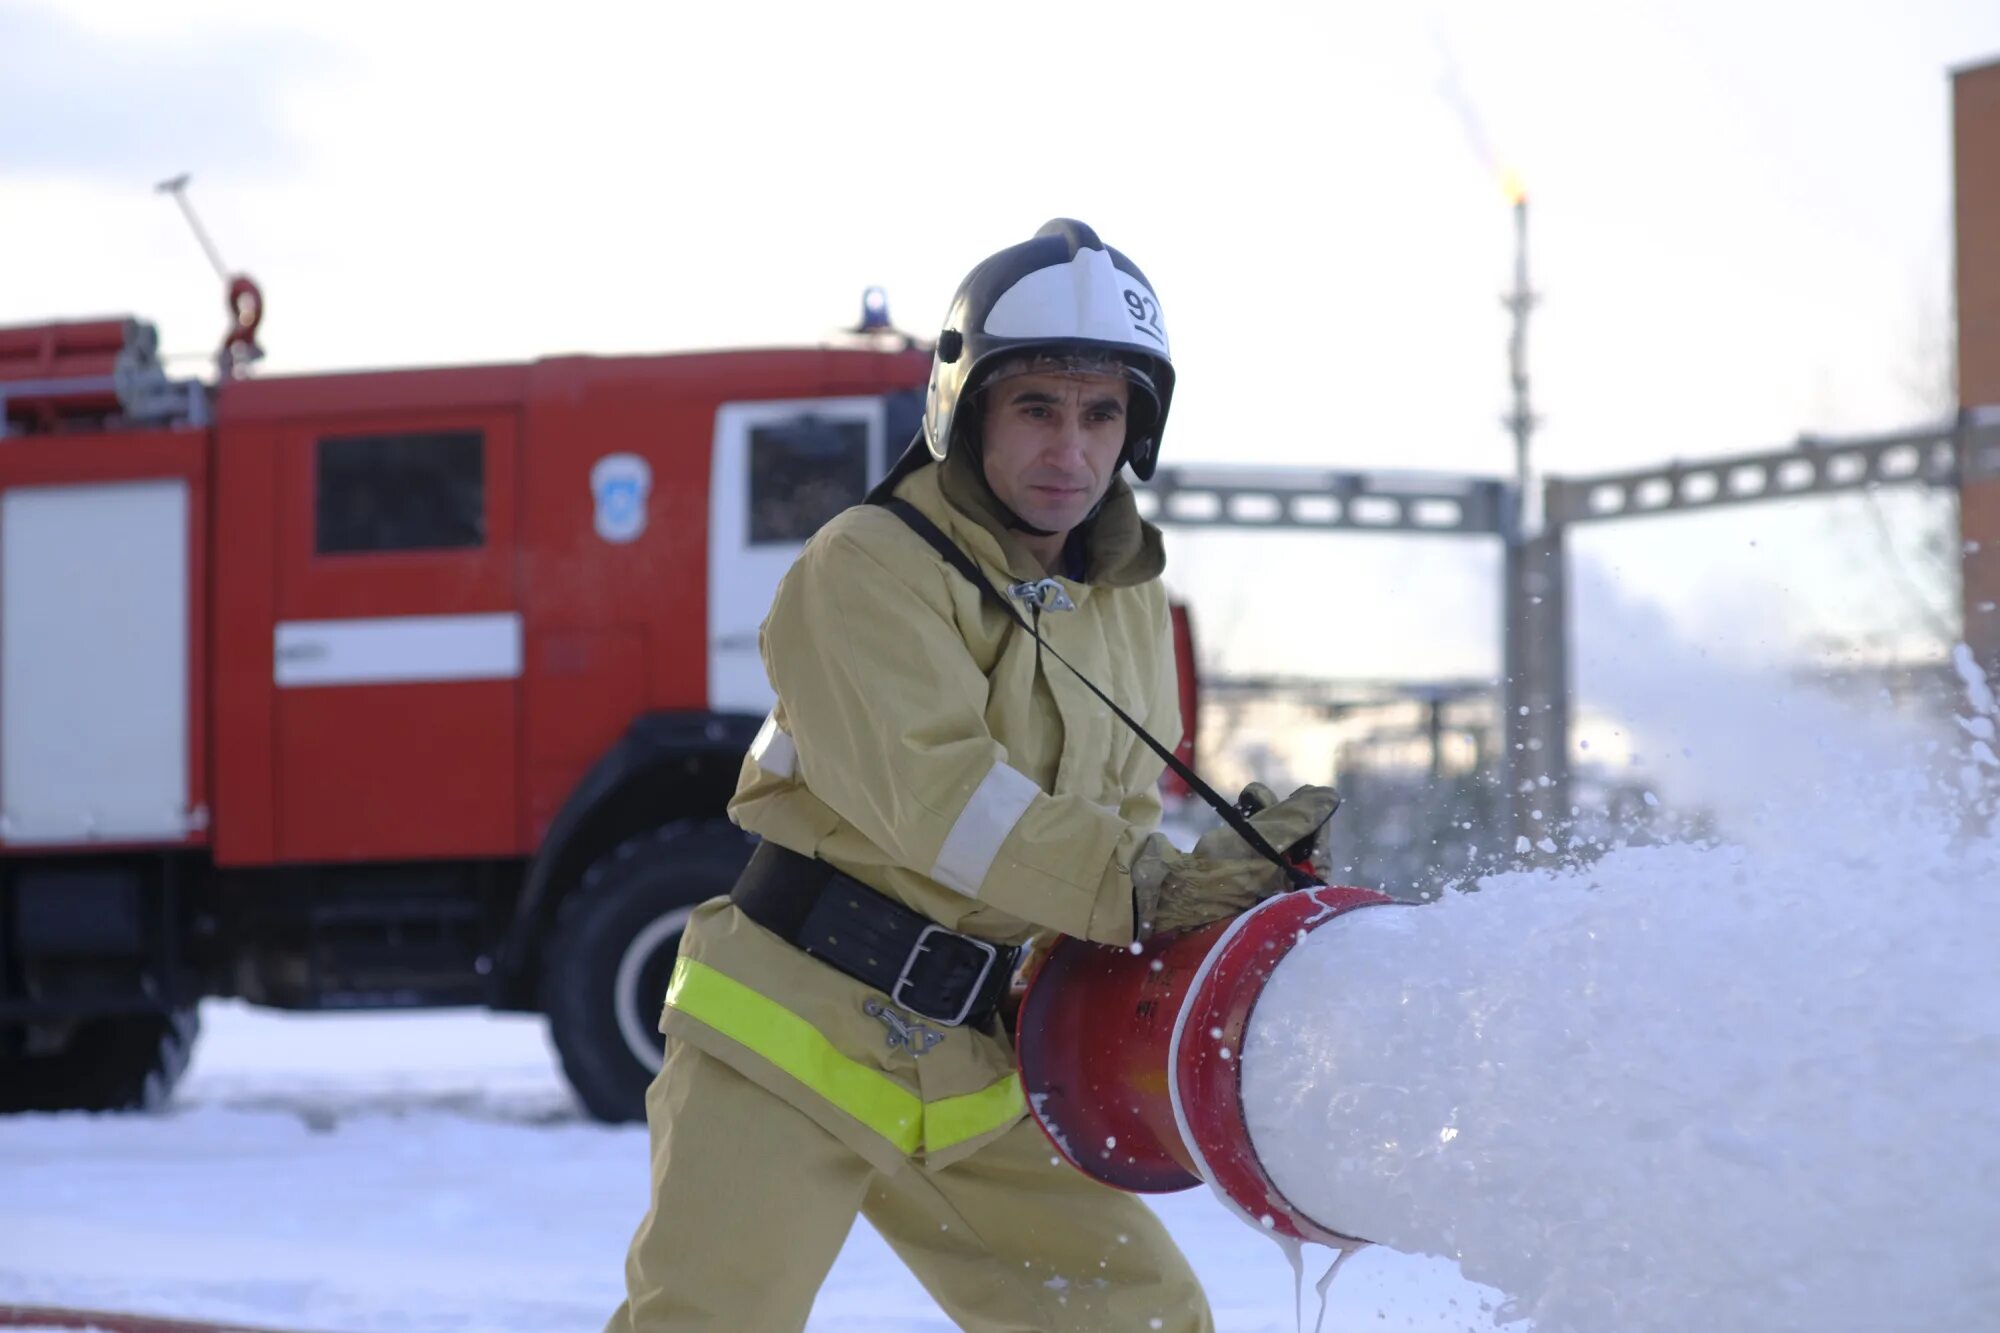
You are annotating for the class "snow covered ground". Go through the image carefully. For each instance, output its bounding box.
[0,1000,1502,1333]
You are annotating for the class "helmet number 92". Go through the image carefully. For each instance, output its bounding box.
[1123,290,1165,344]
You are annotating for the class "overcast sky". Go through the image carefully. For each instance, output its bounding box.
[6,0,1999,687]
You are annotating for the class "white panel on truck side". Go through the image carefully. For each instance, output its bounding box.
[707,397,884,714]
[1,479,191,843]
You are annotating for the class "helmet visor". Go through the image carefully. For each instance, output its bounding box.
[971,348,1163,441]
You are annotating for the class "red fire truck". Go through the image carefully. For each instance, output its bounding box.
[0,307,1198,1122]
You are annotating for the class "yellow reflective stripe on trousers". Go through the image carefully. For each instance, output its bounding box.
[665,957,922,1153]
[664,957,1024,1157]
[925,1067,1027,1153]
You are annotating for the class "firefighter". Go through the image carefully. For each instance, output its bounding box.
[606,219,1339,1332]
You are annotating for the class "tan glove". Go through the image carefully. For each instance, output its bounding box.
[1130,783,1340,938]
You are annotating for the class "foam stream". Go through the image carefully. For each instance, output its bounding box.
[1235,630,1998,1331]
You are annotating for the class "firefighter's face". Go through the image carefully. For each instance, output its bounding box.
[978,371,1129,540]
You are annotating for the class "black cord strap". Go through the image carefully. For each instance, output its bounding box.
[880,498,1314,891]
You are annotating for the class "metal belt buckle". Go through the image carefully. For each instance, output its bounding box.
[892,924,997,1027]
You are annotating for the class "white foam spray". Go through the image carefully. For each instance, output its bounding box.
[1237,578,2000,1332]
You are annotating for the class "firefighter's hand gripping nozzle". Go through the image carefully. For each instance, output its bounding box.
[1130,783,1340,939]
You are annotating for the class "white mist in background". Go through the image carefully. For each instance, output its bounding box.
[1570,560,1985,857]
[1237,568,2000,1332]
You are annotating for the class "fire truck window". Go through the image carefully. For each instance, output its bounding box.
[316,431,485,555]
[749,416,868,545]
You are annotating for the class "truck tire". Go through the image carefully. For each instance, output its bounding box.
[0,1008,200,1113]
[543,820,754,1123]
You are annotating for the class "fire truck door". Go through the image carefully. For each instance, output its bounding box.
[707,396,886,713]
[272,414,520,861]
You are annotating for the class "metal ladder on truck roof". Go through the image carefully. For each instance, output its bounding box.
[0,317,210,439]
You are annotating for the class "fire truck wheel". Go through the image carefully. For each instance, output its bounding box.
[0,1007,200,1114]
[543,820,754,1123]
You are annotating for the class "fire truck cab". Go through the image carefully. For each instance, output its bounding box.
[0,313,949,1119]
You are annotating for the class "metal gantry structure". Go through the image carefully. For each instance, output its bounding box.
[1141,465,1509,537]
[1136,408,2000,852]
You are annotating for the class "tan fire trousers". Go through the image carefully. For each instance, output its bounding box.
[605,1040,1215,1333]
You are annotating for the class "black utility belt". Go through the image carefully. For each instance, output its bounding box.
[729,840,1019,1029]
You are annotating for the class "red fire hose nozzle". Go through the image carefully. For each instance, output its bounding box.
[1015,884,1398,1248]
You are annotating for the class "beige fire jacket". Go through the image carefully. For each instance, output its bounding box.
[660,454,1181,1173]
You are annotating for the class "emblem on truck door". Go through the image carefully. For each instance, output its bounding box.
[590,453,652,543]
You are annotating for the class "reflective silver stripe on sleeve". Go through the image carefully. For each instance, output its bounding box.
[930,761,1041,897]
[749,712,797,779]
